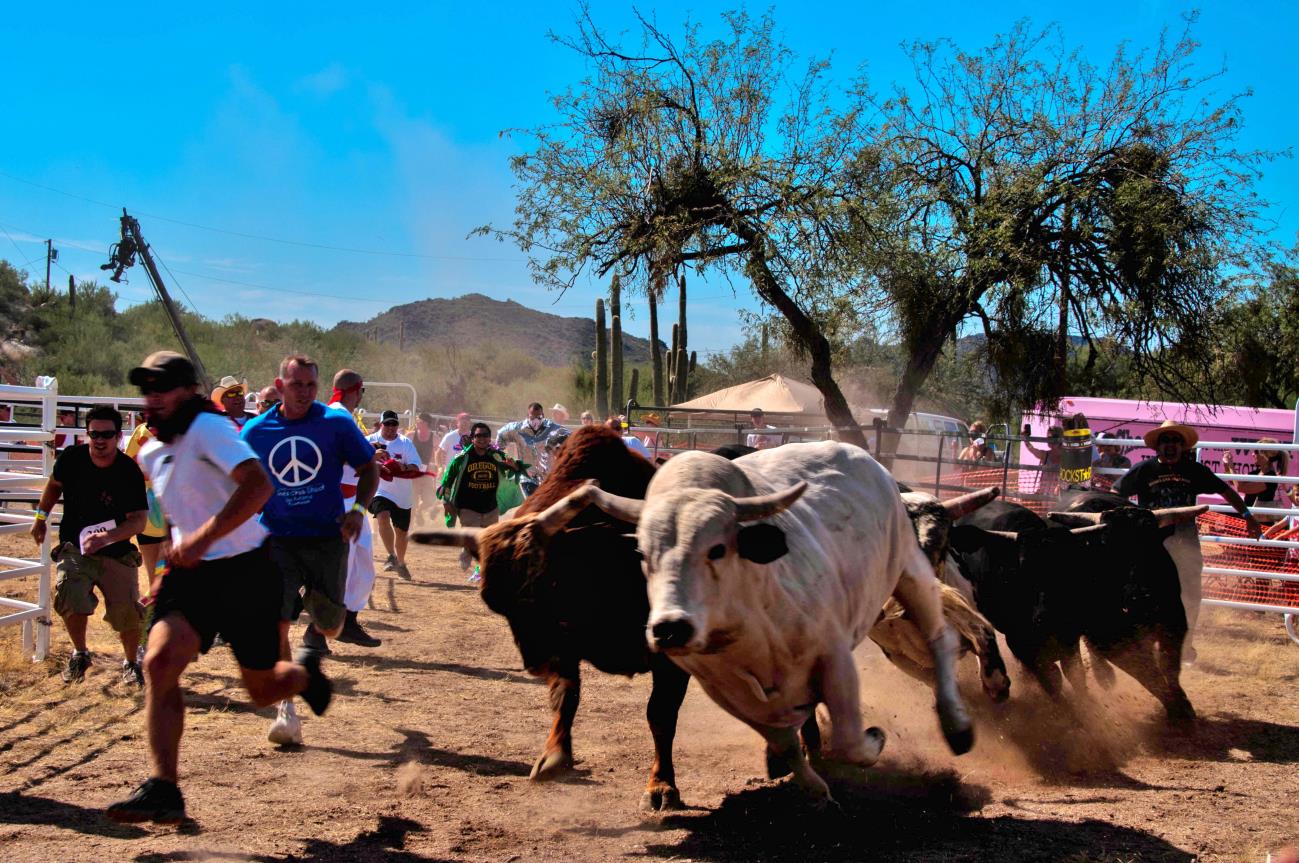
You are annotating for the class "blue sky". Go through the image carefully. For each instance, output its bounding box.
[2,2,1295,358]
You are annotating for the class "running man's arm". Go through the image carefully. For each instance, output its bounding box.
[29,476,63,546]
[81,510,148,554]
[170,459,273,567]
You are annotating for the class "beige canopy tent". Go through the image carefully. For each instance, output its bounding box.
[670,374,826,418]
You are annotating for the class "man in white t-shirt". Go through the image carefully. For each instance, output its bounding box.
[106,351,331,825]
[368,410,423,580]
[326,368,380,650]
[436,412,472,476]
[744,408,782,450]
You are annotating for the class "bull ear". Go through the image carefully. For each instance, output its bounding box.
[942,486,1000,519]
[734,482,808,522]
[1047,511,1103,528]
[410,527,481,558]
[1151,504,1208,527]
[737,523,789,564]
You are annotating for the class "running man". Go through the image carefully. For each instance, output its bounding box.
[438,422,527,578]
[496,402,564,497]
[327,369,382,650]
[367,410,423,580]
[242,355,380,746]
[31,406,148,685]
[107,351,330,824]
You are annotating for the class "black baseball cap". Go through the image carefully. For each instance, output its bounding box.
[128,351,198,388]
[380,410,400,424]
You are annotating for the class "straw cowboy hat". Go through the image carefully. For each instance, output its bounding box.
[211,375,246,403]
[641,412,661,426]
[550,403,570,422]
[1143,420,1199,449]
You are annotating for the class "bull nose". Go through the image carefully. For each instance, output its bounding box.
[650,617,696,650]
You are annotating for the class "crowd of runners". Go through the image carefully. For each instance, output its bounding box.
[21,351,595,824]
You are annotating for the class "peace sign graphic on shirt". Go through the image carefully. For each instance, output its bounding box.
[268,436,324,488]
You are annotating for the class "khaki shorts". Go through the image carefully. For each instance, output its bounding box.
[53,544,143,634]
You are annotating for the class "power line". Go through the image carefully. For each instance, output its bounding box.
[150,251,203,317]
[0,169,520,263]
[166,267,394,305]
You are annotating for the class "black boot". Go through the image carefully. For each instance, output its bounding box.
[336,610,381,647]
[301,623,331,655]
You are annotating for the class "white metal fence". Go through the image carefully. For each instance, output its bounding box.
[0,378,58,661]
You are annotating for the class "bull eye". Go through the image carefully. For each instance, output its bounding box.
[707,543,726,561]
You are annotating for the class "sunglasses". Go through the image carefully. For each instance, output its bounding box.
[1156,435,1183,445]
[86,429,118,440]
[471,432,491,439]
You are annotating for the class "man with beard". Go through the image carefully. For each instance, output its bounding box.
[106,352,331,824]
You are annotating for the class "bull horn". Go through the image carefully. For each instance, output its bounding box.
[734,481,809,522]
[409,527,482,557]
[1047,511,1103,527]
[1151,504,1209,527]
[1068,523,1110,537]
[533,480,600,538]
[583,487,645,524]
[942,486,1000,519]
[979,529,1020,541]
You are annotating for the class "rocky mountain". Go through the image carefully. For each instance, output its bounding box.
[335,293,662,366]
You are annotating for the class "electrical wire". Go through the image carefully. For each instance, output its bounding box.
[150,251,203,317]
[0,169,519,263]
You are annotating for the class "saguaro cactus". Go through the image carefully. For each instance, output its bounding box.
[649,285,664,406]
[595,297,608,419]
[609,275,623,414]
[669,274,690,403]
[628,368,640,407]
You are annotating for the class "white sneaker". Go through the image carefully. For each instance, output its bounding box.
[268,699,303,745]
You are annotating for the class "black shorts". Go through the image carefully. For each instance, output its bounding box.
[268,536,348,632]
[151,543,281,671]
[137,533,166,546]
[368,496,411,532]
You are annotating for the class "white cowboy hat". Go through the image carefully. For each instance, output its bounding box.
[1143,420,1199,449]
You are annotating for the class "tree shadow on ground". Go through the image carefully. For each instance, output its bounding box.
[327,653,541,685]
[313,726,532,778]
[0,790,148,839]
[640,771,1194,863]
[133,815,455,862]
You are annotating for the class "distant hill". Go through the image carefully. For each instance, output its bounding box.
[335,293,662,367]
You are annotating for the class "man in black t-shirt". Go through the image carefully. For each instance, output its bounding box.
[1113,419,1260,663]
[31,406,149,685]
[437,422,525,576]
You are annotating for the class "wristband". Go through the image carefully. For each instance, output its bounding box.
[33,509,48,521]
[350,502,367,514]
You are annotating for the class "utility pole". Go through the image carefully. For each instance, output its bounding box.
[68,274,75,315]
[44,240,56,300]
[399,320,405,351]
[101,209,213,392]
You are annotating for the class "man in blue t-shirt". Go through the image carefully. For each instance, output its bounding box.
[241,354,378,746]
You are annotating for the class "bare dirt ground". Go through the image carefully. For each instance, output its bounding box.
[2,529,1298,863]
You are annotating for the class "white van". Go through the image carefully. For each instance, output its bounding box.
[861,409,970,486]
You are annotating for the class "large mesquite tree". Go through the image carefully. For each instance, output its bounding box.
[480,9,875,445]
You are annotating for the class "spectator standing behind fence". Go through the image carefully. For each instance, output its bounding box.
[745,408,782,449]
[1222,439,1288,526]
[1022,424,1064,497]
[579,410,595,426]
[31,406,148,686]
[1090,434,1132,492]
[1113,419,1261,664]
[436,412,472,477]
[964,421,999,460]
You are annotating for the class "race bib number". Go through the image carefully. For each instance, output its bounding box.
[79,519,116,554]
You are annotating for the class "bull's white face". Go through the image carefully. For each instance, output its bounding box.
[638,489,793,655]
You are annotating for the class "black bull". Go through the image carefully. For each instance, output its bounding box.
[949,494,1202,726]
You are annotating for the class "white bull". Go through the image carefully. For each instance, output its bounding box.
[583,441,972,801]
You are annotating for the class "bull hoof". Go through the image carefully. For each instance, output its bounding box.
[529,749,575,781]
[766,748,793,779]
[641,786,684,812]
[938,704,975,755]
[1166,699,1197,732]
[983,671,1012,703]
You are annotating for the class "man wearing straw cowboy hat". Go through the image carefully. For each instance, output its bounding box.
[1114,419,1262,663]
[212,376,252,429]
